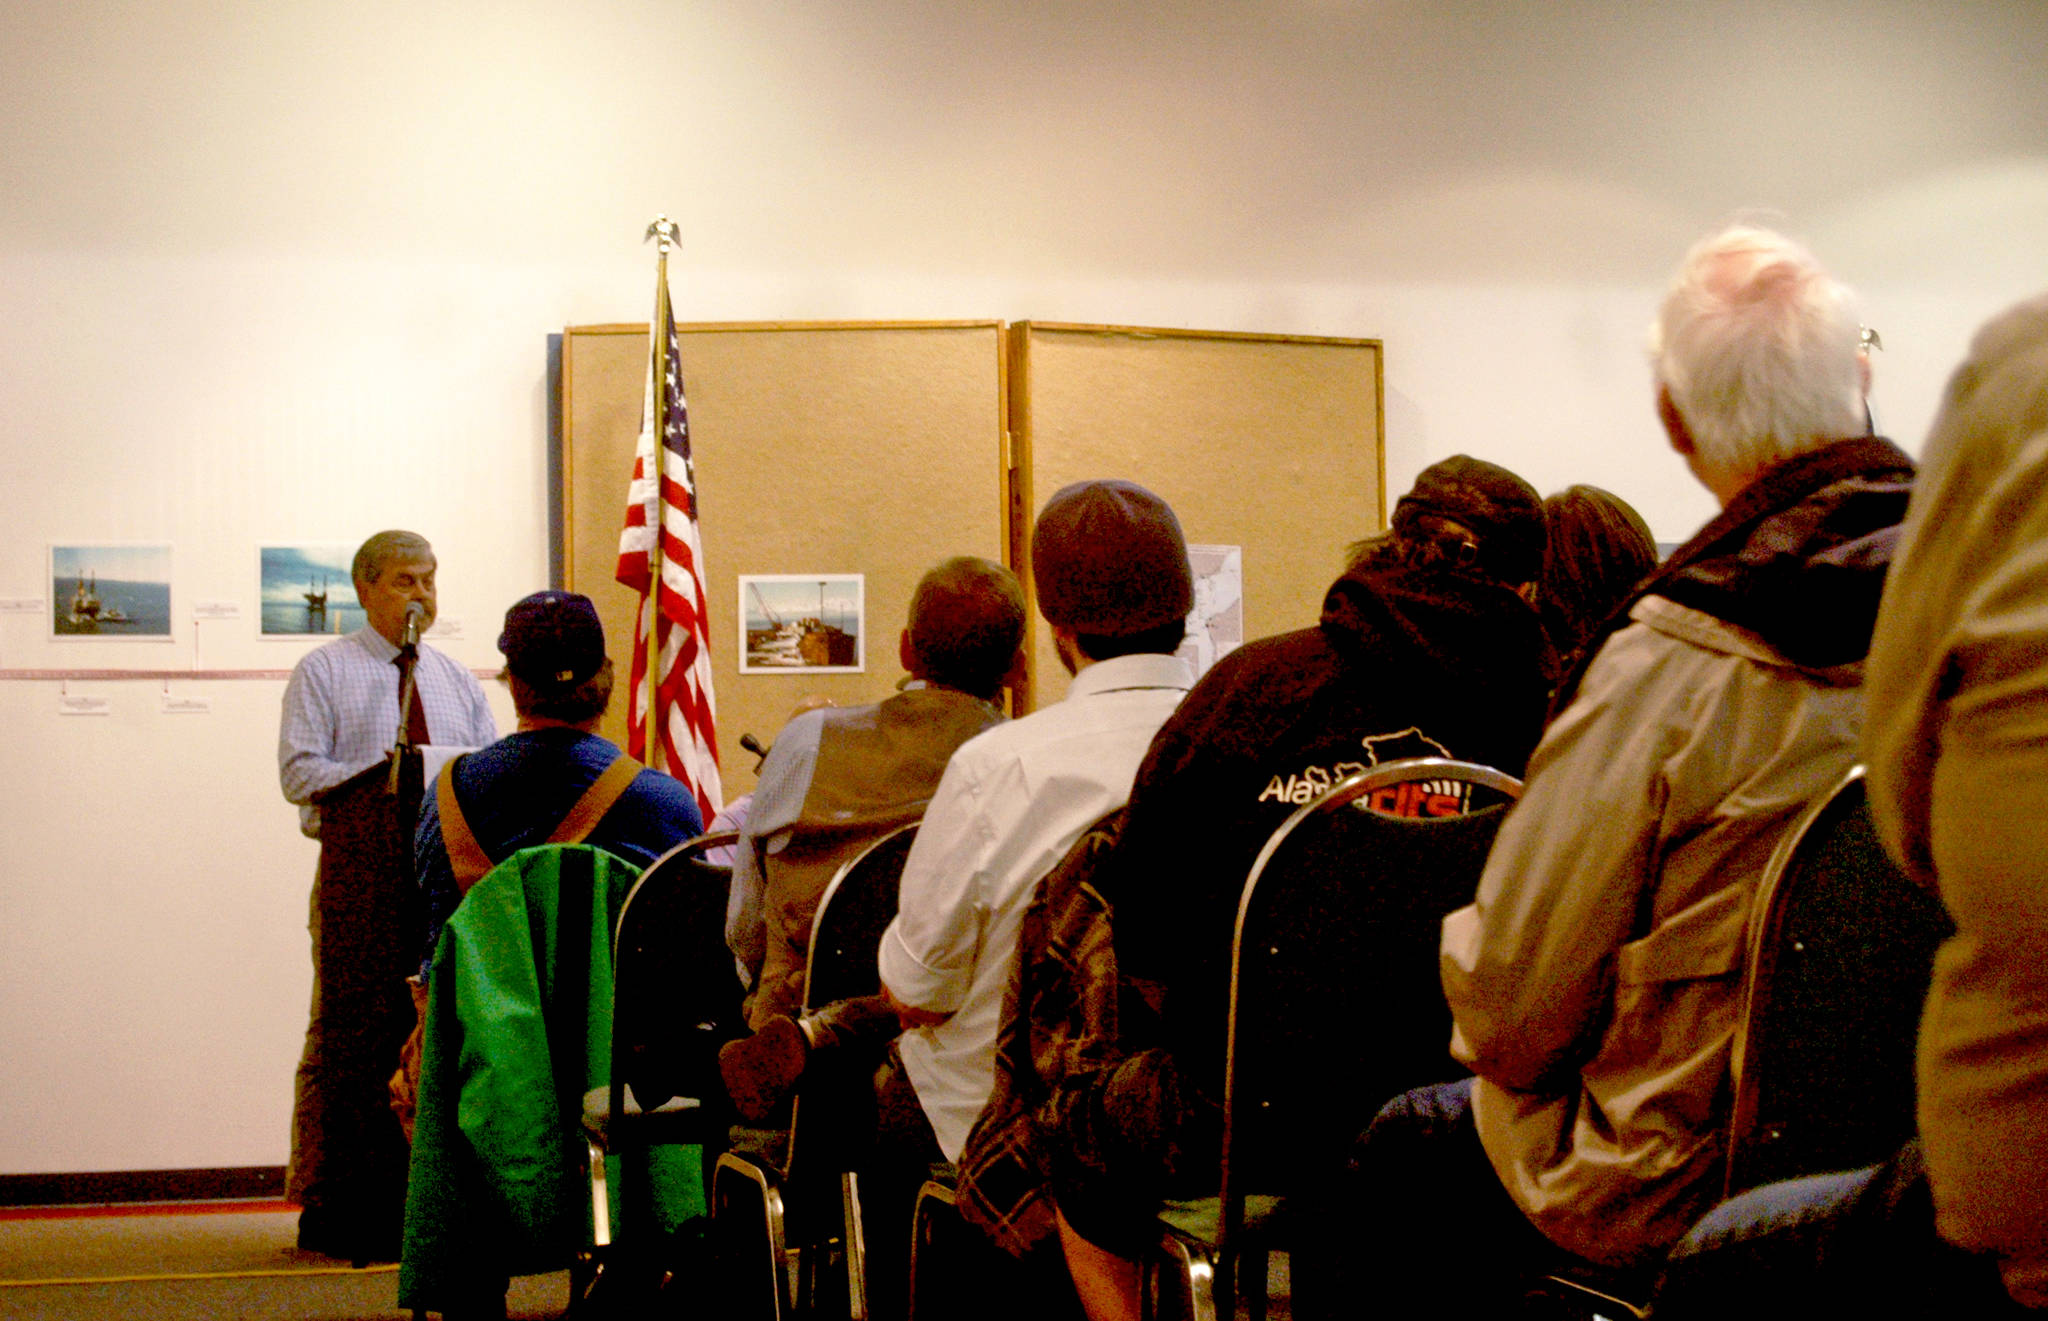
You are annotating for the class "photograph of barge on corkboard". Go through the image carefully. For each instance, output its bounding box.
[739,573,864,673]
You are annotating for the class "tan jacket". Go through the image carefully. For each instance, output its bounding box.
[1442,594,1863,1268]
[1864,293,2048,1309]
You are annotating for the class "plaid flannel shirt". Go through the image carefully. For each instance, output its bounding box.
[956,811,1131,1259]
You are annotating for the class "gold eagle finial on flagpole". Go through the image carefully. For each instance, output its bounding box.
[645,215,681,254]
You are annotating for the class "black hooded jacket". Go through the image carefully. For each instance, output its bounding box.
[1103,558,1552,1098]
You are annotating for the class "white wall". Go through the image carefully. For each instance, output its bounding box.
[3,0,2044,1175]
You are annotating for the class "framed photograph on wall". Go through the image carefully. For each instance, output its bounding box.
[259,544,362,638]
[738,573,865,674]
[50,543,173,640]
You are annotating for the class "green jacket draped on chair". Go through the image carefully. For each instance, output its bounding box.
[399,845,704,1309]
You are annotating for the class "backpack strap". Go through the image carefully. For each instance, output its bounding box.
[436,755,497,894]
[546,752,645,845]
[441,747,645,891]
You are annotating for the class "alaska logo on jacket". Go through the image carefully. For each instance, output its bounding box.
[1255,725,1467,815]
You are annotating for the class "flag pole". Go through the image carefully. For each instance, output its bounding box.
[642,215,680,769]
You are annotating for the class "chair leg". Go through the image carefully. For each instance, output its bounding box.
[1240,1248,1268,1321]
[906,1180,957,1321]
[843,1169,869,1321]
[587,1137,612,1248]
[1533,1273,1652,1320]
[1147,1233,1218,1321]
[713,1151,790,1321]
[570,1253,600,1311]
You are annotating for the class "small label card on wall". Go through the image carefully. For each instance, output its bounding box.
[0,597,44,614]
[59,695,111,716]
[433,616,464,639]
[193,600,241,621]
[162,694,212,715]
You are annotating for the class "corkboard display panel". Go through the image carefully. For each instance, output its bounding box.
[1008,323,1384,707]
[560,322,1006,797]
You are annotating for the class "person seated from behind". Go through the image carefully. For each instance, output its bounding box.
[414,591,704,975]
[1653,292,2048,1318]
[1534,483,1658,686]
[725,481,1198,1321]
[1296,224,1915,1318]
[403,590,705,1321]
[723,556,1025,1031]
[1045,455,1555,1321]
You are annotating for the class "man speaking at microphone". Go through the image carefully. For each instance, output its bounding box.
[279,530,497,1260]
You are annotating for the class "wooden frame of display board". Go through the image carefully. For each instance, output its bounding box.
[1006,322,1385,710]
[559,319,1385,799]
[559,321,1009,799]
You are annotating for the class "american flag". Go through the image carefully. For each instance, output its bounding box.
[616,297,723,822]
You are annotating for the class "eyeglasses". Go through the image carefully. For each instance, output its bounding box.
[1859,326,1883,353]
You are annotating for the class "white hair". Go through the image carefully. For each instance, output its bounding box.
[1649,225,1866,489]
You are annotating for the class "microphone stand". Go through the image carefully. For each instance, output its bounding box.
[387,604,424,796]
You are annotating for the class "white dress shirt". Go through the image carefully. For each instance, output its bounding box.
[277,626,498,838]
[878,651,1192,1160]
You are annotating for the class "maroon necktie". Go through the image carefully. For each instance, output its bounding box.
[395,653,431,747]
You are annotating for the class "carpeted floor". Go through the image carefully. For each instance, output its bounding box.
[0,1203,570,1319]
[0,1200,1292,1319]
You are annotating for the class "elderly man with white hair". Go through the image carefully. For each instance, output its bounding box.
[1287,226,1917,1318]
[1652,293,2048,1318]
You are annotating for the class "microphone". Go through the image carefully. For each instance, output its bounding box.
[401,601,424,650]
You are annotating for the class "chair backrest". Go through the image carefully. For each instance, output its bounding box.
[610,830,747,1112]
[1218,757,1522,1240]
[803,821,920,1011]
[1722,766,1954,1198]
[775,822,920,1182]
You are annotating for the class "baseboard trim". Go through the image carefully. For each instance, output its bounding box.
[0,1166,288,1208]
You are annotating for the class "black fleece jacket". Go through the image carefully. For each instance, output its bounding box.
[1103,559,1552,1098]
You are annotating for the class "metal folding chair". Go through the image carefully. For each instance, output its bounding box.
[402,843,689,1316]
[577,829,746,1301]
[712,821,919,1321]
[1722,765,1954,1198]
[1151,757,1522,1321]
[1528,766,1958,1320]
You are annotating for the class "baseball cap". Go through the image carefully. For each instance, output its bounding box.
[1031,480,1194,635]
[498,591,607,688]
[1393,455,1546,584]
